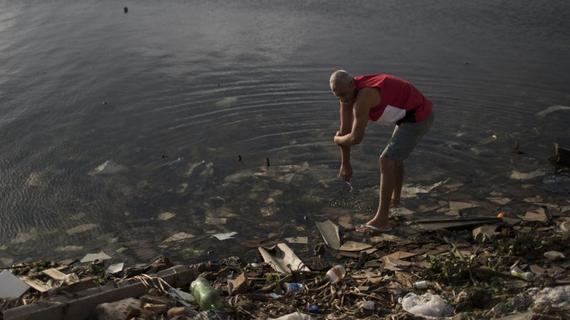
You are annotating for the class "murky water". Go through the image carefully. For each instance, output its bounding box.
[1,0,569,266]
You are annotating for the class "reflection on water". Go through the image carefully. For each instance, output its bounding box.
[0,0,569,264]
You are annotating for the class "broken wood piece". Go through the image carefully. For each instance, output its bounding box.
[315,220,341,250]
[413,217,501,231]
[42,268,67,281]
[258,243,310,274]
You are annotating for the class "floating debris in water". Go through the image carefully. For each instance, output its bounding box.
[89,160,128,176]
[163,232,194,243]
[510,169,546,180]
[66,223,98,236]
[212,232,238,241]
[80,251,111,263]
[157,212,176,221]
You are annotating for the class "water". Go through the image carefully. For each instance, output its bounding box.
[1,0,569,265]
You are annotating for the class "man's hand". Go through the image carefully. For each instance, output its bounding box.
[334,130,353,146]
[339,162,353,181]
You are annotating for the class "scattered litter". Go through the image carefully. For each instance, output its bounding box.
[487,197,511,205]
[370,233,401,243]
[510,169,546,180]
[270,312,312,320]
[66,223,98,235]
[89,160,128,176]
[382,251,416,271]
[414,217,501,231]
[402,179,448,198]
[527,285,570,307]
[522,208,549,223]
[191,276,223,310]
[338,241,372,252]
[25,172,43,187]
[307,304,321,314]
[413,281,431,290]
[42,268,66,281]
[163,232,194,243]
[472,225,499,242]
[22,278,51,293]
[158,212,176,221]
[510,266,534,281]
[283,282,304,295]
[285,237,308,244]
[536,105,570,117]
[326,265,346,284]
[0,270,30,299]
[212,232,238,241]
[401,292,454,319]
[258,243,310,273]
[449,201,479,214]
[543,251,565,261]
[228,273,249,295]
[106,263,125,274]
[80,251,111,263]
[449,201,479,211]
[55,245,83,252]
[315,220,341,250]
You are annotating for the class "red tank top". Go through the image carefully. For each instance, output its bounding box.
[354,74,433,123]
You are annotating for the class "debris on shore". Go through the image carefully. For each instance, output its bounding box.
[1,205,569,320]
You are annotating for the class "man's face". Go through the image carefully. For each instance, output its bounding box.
[332,83,355,104]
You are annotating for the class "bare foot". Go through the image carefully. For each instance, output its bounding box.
[355,222,392,234]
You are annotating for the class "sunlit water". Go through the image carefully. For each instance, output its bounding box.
[1,0,569,265]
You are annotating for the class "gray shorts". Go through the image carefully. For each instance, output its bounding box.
[381,113,434,161]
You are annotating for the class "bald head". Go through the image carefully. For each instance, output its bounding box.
[330,70,356,103]
[329,70,354,91]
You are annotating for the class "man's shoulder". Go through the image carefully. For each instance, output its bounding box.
[356,87,381,108]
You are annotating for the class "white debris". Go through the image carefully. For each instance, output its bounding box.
[89,160,128,176]
[527,285,570,308]
[80,251,112,263]
[212,232,238,240]
[158,212,176,221]
[0,270,30,299]
[401,292,454,319]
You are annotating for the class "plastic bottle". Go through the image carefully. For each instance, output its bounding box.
[413,280,431,289]
[191,276,223,310]
[283,282,304,295]
[326,265,346,284]
[510,266,534,281]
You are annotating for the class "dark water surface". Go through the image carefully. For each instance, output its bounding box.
[1,0,569,265]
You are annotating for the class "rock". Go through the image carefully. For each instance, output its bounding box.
[96,298,141,320]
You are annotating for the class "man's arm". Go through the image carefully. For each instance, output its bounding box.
[338,102,353,164]
[334,90,372,146]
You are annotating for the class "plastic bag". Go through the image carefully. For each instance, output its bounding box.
[401,292,454,319]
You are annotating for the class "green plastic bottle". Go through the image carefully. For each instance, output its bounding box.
[191,276,223,310]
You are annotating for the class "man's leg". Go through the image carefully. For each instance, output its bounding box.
[391,161,404,207]
[365,156,397,228]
